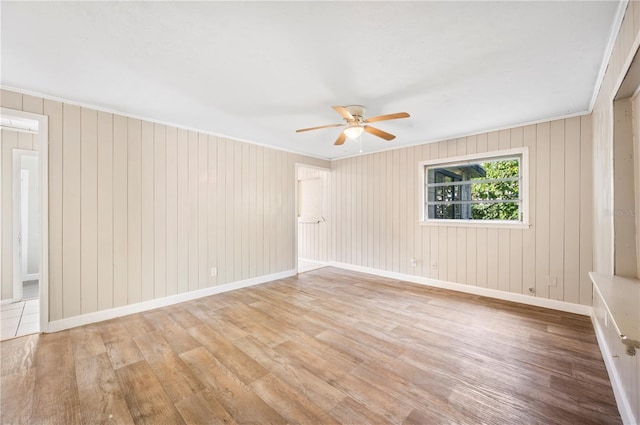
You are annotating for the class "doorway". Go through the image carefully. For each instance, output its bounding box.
[1,108,48,341]
[295,164,331,273]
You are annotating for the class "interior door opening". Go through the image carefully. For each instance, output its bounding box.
[1,110,45,341]
[296,164,330,274]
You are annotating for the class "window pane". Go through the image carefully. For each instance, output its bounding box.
[426,157,520,221]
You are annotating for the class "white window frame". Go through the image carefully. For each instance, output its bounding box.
[419,147,530,229]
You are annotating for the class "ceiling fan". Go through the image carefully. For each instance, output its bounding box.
[296,105,410,146]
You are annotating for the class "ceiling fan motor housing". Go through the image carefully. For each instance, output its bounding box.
[345,105,366,121]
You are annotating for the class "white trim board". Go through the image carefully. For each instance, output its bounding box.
[46,269,296,333]
[329,261,592,316]
[591,313,636,425]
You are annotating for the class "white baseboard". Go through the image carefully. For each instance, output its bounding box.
[46,269,296,333]
[329,261,592,316]
[591,313,636,425]
[24,273,40,282]
[0,298,20,306]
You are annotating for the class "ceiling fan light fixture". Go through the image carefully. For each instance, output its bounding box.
[344,124,364,139]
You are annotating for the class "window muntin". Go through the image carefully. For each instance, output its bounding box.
[423,152,524,223]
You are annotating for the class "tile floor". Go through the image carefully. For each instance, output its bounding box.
[1,299,40,341]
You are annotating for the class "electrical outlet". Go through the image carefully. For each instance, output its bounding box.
[431,261,437,269]
[211,267,217,277]
[528,287,535,294]
[410,257,417,267]
[549,276,557,287]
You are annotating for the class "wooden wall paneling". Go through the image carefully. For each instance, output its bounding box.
[446,227,457,284]
[579,116,594,305]
[363,156,370,267]
[374,156,383,269]
[217,140,228,284]
[140,122,155,301]
[488,131,500,152]
[188,131,199,290]
[485,228,499,290]
[348,158,355,266]
[398,150,408,273]
[284,156,295,271]
[96,110,113,312]
[62,104,82,317]
[497,228,510,292]
[154,124,167,298]
[127,118,142,304]
[248,144,256,277]
[112,114,128,308]
[1,130,17,300]
[356,155,364,267]
[209,136,219,284]
[392,151,401,272]
[165,127,178,296]
[509,229,523,294]
[535,122,551,299]
[499,129,511,150]
[233,142,243,280]
[176,129,189,293]
[476,227,488,288]
[549,120,565,300]
[407,147,417,275]
[255,146,264,276]
[407,145,425,276]
[241,143,250,279]
[198,134,208,288]
[80,108,98,314]
[21,95,43,115]
[0,89,22,109]
[563,117,581,303]
[476,133,488,153]
[438,226,448,282]
[522,125,537,296]
[263,147,273,275]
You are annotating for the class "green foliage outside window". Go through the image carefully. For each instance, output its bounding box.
[471,160,519,220]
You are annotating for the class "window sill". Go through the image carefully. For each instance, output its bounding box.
[419,220,531,229]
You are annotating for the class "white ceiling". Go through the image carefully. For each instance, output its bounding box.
[1,1,623,160]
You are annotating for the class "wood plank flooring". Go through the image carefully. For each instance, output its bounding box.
[1,267,621,424]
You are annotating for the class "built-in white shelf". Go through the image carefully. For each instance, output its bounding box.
[590,272,640,356]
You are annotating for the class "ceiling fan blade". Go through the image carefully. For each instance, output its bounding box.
[334,132,347,146]
[364,125,395,141]
[332,106,354,121]
[364,112,410,123]
[296,123,344,133]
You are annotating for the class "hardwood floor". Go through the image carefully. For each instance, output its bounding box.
[1,267,621,424]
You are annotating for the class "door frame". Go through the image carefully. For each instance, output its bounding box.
[12,149,38,302]
[1,107,49,333]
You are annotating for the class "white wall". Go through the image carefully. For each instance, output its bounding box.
[633,91,640,279]
[22,154,39,276]
[329,116,593,305]
[0,89,329,321]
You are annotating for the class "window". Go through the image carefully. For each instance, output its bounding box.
[420,148,529,227]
